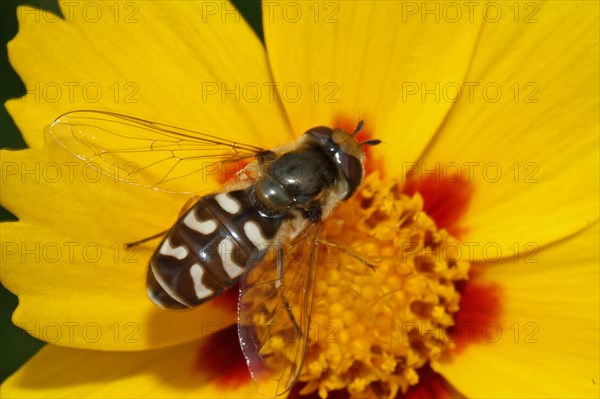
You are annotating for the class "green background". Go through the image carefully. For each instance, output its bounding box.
[0,0,263,383]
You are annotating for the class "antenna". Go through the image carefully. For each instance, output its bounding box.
[360,139,381,146]
[352,120,365,136]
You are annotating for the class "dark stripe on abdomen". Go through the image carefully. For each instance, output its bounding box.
[147,189,282,309]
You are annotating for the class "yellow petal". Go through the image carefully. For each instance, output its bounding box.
[7,0,291,150]
[435,222,600,398]
[419,1,600,255]
[1,326,270,398]
[262,0,482,167]
[1,140,237,350]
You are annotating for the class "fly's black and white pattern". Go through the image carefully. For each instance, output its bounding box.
[48,110,379,397]
[147,190,282,309]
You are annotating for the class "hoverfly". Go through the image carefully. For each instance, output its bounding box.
[48,111,380,397]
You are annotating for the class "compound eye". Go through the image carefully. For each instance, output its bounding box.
[343,155,363,199]
[304,126,334,144]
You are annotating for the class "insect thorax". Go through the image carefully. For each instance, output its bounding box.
[251,141,349,220]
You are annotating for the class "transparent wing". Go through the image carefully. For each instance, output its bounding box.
[238,223,322,398]
[47,110,266,193]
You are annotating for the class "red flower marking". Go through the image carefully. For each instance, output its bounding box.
[332,116,382,177]
[216,159,251,185]
[402,170,475,240]
[286,366,463,399]
[449,266,503,353]
[210,284,239,314]
[288,383,350,399]
[194,324,251,388]
[405,364,465,399]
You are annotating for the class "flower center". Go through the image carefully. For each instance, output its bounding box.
[298,173,470,398]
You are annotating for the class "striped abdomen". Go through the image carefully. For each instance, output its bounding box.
[147,189,282,309]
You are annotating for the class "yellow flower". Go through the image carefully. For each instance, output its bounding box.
[1,0,599,398]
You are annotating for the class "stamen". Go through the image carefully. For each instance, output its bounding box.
[305,173,470,398]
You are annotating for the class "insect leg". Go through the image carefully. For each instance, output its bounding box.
[302,202,322,222]
[256,150,277,164]
[276,245,302,335]
[318,239,378,270]
[124,230,169,249]
[126,196,202,249]
[276,245,284,289]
